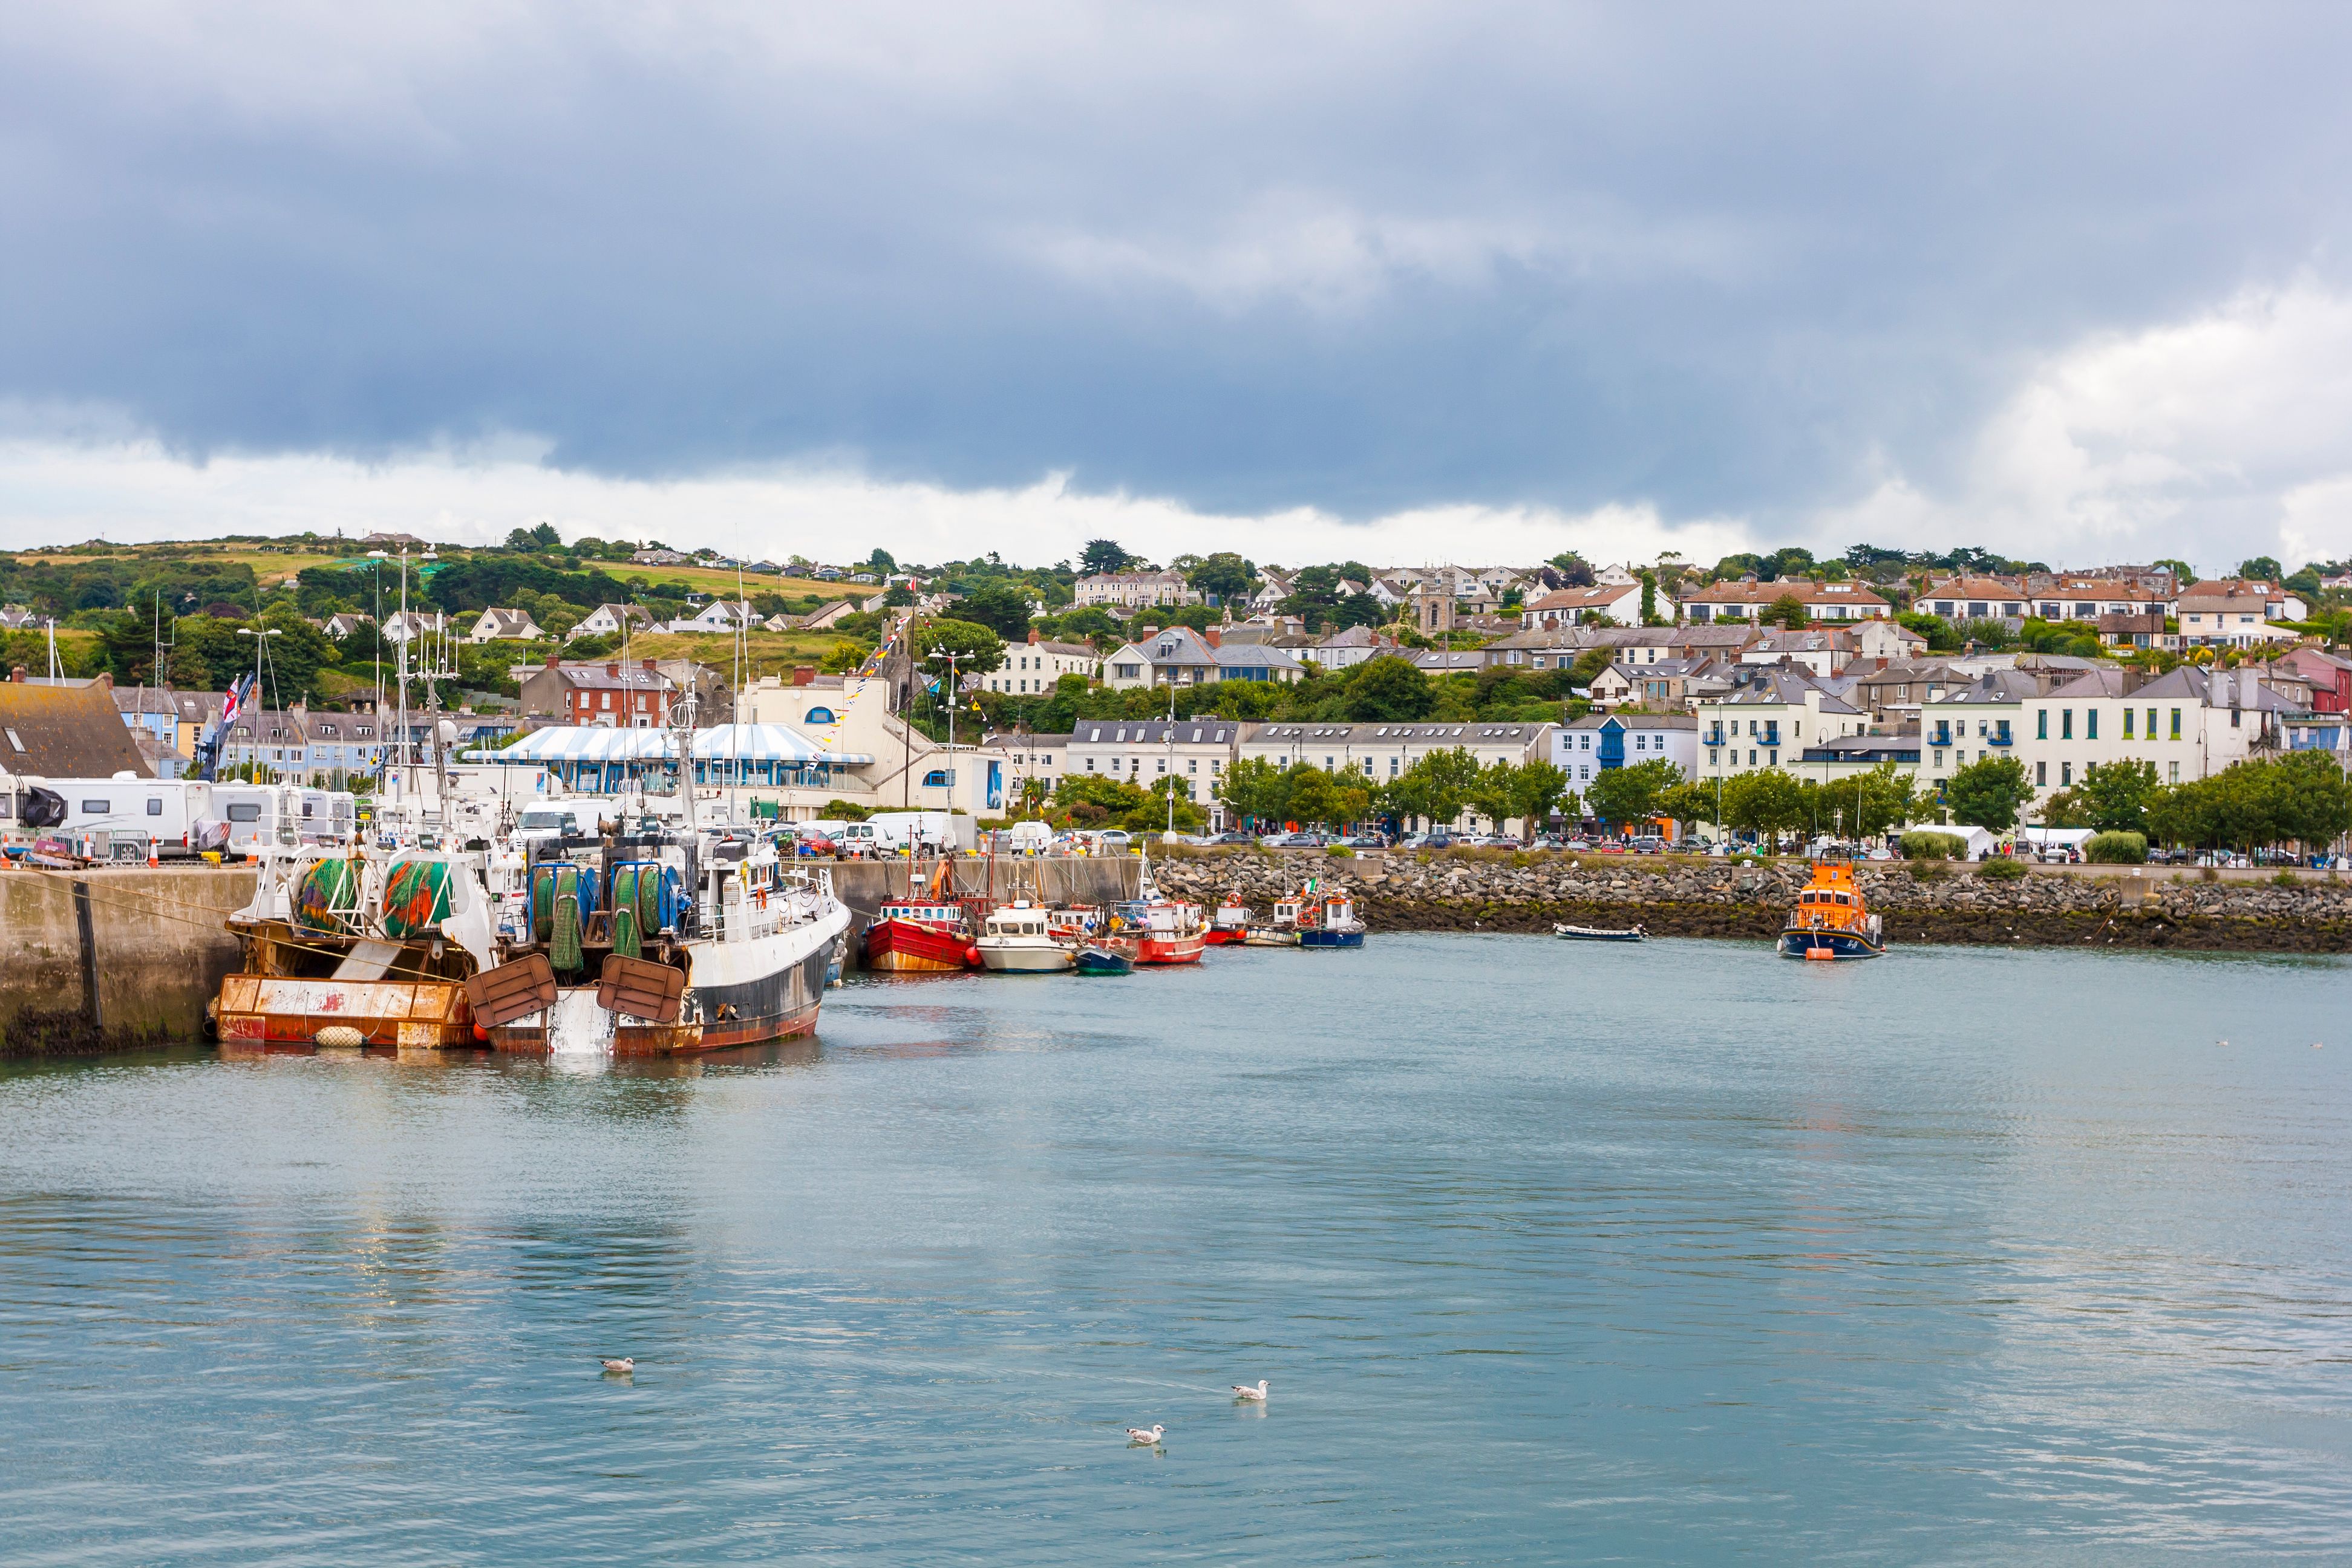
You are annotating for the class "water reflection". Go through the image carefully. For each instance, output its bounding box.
[0,936,2347,1563]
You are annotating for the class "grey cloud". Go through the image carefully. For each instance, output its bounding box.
[2,2,2350,542]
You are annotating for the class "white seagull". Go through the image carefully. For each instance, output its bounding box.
[1232,1380,1269,1402]
[600,1357,635,1374]
[1126,1424,1166,1445]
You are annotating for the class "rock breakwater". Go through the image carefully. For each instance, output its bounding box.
[1152,851,2352,953]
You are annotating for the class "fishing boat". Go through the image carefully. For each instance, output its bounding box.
[1294,887,1367,950]
[863,861,979,972]
[212,688,852,1055]
[1101,854,1206,965]
[975,900,1076,973]
[211,828,852,1055]
[1073,945,1132,976]
[1555,922,1645,942]
[1204,893,1252,945]
[1777,858,1884,960]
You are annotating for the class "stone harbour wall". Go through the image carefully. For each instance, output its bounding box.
[0,865,256,1053]
[1152,850,2352,953]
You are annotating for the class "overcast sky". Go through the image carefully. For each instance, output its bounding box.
[4,2,2350,573]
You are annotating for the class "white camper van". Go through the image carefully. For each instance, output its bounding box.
[45,774,217,858]
[209,782,307,854]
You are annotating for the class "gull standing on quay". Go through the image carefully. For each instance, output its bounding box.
[1232,1380,1269,1401]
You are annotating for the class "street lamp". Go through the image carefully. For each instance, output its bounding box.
[237,627,282,781]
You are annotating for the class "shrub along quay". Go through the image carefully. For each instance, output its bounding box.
[1151,848,2352,954]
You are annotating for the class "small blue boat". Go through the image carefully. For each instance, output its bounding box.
[1074,946,1132,976]
[1282,887,1367,950]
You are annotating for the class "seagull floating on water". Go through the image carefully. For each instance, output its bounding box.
[600,1357,635,1374]
[1232,1380,1269,1402]
[1126,1424,1166,1445]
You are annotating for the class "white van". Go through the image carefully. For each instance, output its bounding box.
[210,782,306,854]
[46,774,217,858]
[868,809,969,854]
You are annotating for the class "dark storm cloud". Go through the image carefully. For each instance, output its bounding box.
[1,2,2348,531]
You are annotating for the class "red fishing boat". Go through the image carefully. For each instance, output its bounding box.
[862,861,981,972]
[1103,854,1206,965]
[1204,892,1251,945]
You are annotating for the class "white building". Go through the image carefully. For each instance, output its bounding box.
[1066,717,1247,821]
[1520,581,1662,628]
[1681,579,1893,623]
[467,607,544,643]
[1553,712,1697,793]
[1102,626,1305,689]
[979,730,1071,802]
[2014,664,2292,795]
[1240,719,1556,806]
[570,603,657,640]
[1694,668,1870,778]
[981,630,1099,695]
[2176,582,2303,648]
[1074,570,1199,609]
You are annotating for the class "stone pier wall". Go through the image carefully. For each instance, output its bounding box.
[0,866,256,1053]
[1153,849,2352,954]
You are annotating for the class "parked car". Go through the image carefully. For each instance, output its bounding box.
[1341,832,1389,848]
[1630,835,1665,855]
[1096,829,1134,851]
[1592,840,1628,854]
[1399,831,1457,849]
[1206,829,1256,845]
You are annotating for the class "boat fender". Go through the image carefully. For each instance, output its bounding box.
[965,946,981,965]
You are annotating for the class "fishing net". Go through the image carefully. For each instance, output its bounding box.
[611,904,640,961]
[293,858,362,936]
[381,860,452,938]
[551,874,585,975]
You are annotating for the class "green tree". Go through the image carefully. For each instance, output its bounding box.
[911,617,1005,678]
[1396,746,1483,832]
[956,583,1036,641]
[1721,769,1809,844]
[1584,757,1682,830]
[2076,759,2158,834]
[1214,756,1291,828]
[1079,540,1135,576]
[1638,569,1662,626]
[1765,593,1809,629]
[1567,647,1613,689]
[2153,558,2195,590]
[1945,754,2033,833]
[2238,555,2283,584]
[1824,760,1919,840]
[1506,759,1572,841]
[1186,551,1255,606]
[1342,655,1434,722]
[1286,769,1370,830]
[1655,779,1719,837]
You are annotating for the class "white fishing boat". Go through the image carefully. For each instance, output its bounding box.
[975,900,1076,973]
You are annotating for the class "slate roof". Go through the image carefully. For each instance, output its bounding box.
[0,682,152,777]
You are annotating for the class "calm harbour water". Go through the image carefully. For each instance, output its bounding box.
[3,935,2350,1564]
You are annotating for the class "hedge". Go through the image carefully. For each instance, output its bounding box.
[2084,831,2148,864]
[1900,831,1965,860]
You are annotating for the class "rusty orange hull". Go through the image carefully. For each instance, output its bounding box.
[214,973,477,1048]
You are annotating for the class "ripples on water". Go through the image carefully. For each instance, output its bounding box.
[2,936,2349,1563]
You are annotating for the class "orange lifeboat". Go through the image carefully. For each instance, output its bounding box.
[1777,859,1886,960]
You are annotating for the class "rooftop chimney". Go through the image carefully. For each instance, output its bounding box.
[606,661,621,678]
[9,666,24,682]
[545,652,560,668]
[642,658,657,671]
[96,671,113,691]
[1027,627,1040,644]
[1205,628,1222,648]
[792,665,815,686]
